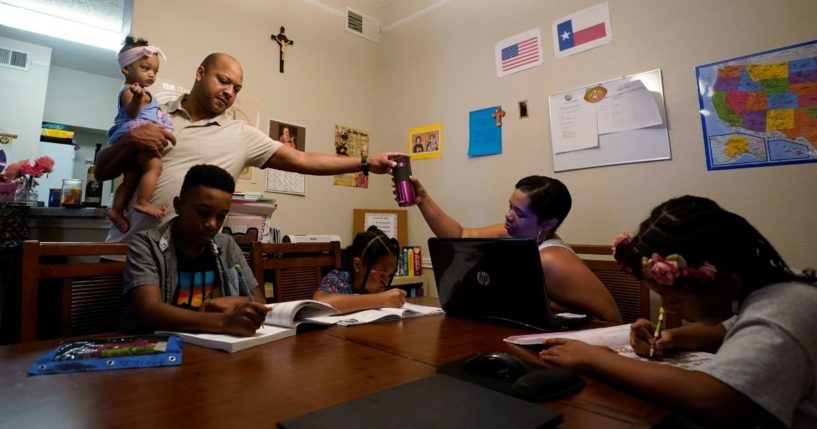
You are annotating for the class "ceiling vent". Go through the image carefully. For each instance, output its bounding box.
[346,7,381,43]
[0,46,30,71]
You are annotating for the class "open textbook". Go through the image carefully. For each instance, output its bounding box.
[504,324,714,370]
[306,302,444,326]
[161,300,444,353]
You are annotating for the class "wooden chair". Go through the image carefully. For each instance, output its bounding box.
[250,241,342,303]
[571,244,681,328]
[20,240,128,343]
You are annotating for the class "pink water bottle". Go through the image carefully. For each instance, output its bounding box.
[393,155,416,207]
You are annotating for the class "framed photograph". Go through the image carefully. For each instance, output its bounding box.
[408,123,442,160]
[266,119,306,195]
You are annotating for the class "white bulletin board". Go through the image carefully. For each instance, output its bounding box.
[549,69,670,172]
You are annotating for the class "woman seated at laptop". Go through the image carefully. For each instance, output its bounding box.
[404,175,621,323]
[539,195,817,428]
[312,226,407,313]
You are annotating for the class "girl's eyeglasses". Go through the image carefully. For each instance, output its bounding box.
[368,269,394,288]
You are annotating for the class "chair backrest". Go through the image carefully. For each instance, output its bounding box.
[250,241,342,303]
[20,240,128,343]
[571,244,681,328]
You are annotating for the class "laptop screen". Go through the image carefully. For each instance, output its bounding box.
[428,237,555,331]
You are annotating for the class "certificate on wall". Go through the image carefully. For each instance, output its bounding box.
[353,209,407,247]
[364,213,398,239]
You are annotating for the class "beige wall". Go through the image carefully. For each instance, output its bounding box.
[131,0,391,245]
[134,0,816,270]
[379,0,817,270]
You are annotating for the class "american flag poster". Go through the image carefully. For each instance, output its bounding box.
[553,2,612,59]
[495,29,542,78]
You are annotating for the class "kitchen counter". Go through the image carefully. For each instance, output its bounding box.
[28,206,108,217]
[25,206,111,242]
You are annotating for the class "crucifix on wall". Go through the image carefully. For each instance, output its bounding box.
[271,26,294,73]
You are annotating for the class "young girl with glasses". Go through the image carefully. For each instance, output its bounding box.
[313,226,406,313]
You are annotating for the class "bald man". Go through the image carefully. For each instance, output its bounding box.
[96,53,400,243]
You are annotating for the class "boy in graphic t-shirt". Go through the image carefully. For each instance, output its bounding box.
[122,164,269,336]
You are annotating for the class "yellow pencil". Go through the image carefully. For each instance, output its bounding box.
[649,307,665,358]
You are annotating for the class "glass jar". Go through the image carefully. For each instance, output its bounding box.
[61,178,83,207]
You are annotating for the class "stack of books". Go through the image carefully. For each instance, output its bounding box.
[41,122,74,144]
[397,246,422,276]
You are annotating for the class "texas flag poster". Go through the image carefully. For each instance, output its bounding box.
[553,2,612,59]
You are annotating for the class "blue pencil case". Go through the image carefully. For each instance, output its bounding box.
[28,334,182,375]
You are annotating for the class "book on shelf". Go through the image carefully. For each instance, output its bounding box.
[161,300,444,352]
[398,246,422,276]
[504,324,714,370]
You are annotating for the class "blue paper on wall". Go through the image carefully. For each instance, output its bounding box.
[468,106,502,157]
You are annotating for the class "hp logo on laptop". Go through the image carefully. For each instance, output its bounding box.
[476,271,490,286]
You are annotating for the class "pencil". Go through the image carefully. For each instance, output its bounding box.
[234,264,254,302]
[649,307,665,358]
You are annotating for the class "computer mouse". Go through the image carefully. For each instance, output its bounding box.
[511,367,584,401]
[462,351,528,381]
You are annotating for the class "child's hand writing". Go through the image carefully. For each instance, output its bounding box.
[630,319,676,357]
[222,302,270,337]
[378,288,407,308]
[200,296,253,314]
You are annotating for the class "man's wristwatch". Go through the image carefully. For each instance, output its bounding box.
[360,156,369,176]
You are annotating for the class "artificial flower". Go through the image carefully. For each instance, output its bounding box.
[644,253,680,285]
[0,156,55,182]
[640,252,718,285]
[611,232,632,256]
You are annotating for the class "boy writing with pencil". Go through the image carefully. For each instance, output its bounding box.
[123,164,268,336]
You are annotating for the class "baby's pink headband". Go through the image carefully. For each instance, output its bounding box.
[117,46,167,68]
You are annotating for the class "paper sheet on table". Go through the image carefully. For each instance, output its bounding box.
[549,89,599,154]
[595,78,663,135]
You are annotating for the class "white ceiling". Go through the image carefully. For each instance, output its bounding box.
[0,23,121,78]
[0,0,430,79]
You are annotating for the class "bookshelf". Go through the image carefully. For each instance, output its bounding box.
[391,274,428,297]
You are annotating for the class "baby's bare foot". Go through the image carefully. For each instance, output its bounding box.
[133,202,166,220]
[107,209,130,233]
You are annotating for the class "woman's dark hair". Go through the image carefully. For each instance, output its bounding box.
[343,226,400,292]
[119,36,148,54]
[620,195,814,297]
[180,164,235,198]
[515,176,572,229]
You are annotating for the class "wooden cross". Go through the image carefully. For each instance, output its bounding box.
[271,26,294,73]
[492,106,506,127]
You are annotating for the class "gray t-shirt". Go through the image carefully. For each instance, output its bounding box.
[697,281,817,428]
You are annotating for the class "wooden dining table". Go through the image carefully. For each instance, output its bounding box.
[0,297,667,428]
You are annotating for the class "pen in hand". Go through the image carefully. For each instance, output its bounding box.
[649,307,665,358]
[234,264,254,303]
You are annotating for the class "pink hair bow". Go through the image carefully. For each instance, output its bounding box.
[118,45,167,68]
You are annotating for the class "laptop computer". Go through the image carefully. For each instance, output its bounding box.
[428,237,587,331]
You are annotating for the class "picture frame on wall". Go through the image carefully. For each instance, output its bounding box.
[408,124,443,160]
[266,119,306,196]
